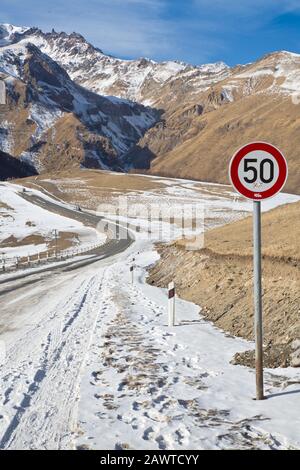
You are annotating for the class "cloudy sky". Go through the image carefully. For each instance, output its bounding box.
[1,0,300,65]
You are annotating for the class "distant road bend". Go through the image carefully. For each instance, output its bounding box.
[0,190,134,292]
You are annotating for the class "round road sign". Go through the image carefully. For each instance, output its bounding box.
[229,142,288,200]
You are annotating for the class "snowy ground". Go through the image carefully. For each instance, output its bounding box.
[77,246,300,450]
[0,181,299,450]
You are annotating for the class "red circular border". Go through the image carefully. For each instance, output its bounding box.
[229,142,288,200]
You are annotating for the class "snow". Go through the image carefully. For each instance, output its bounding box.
[221,86,235,102]
[0,180,299,449]
[198,61,229,74]
[237,68,274,79]
[0,24,29,46]
[28,103,63,140]
[76,248,300,450]
[0,120,14,154]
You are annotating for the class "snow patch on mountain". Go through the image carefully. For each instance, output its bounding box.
[29,104,63,139]
[0,25,231,104]
[0,24,29,46]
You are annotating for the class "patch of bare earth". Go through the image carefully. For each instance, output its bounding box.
[16,169,165,209]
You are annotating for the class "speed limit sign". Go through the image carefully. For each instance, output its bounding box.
[229,142,288,200]
[229,142,288,401]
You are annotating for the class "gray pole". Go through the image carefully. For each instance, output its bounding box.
[253,201,264,400]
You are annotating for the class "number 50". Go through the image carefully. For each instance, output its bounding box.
[244,158,274,184]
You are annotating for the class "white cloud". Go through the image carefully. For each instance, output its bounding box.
[4,0,217,62]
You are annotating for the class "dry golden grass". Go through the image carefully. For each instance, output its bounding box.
[200,201,300,261]
[0,201,12,210]
[148,94,300,195]
[19,169,164,194]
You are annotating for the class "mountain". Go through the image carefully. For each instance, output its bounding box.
[0,27,158,174]
[0,25,229,105]
[0,24,299,193]
[143,51,300,194]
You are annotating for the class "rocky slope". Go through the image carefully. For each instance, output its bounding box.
[143,51,300,194]
[0,28,158,173]
[148,201,300,368]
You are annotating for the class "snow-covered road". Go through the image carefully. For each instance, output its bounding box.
[1,241,299,450]
[0,263,107,449]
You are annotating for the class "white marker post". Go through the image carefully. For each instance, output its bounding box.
[130,258,135,284]
[130,265,134,284]
[53,229,58,259]
[229,142,288,400]
[168,281,175,327]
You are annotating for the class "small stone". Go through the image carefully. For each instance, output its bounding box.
[290,349,300,367]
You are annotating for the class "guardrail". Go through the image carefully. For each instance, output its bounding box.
[0,242,104,274]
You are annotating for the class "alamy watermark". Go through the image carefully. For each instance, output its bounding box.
[95,196,205,250]
[0,79,6,105]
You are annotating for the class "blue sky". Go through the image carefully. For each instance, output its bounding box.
[1,0,300,65]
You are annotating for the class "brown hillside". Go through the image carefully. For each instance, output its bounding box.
[132,52,300,195]
[147,93,300,194]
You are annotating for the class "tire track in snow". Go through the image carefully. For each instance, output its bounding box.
[0,267,111,449]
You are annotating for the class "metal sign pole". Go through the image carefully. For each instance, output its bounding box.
[253,200,264,400]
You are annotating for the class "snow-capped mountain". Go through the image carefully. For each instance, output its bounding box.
[144,50,300,194]
[0,30,158,172]
[1,24,300,193]
[0,25,230,105]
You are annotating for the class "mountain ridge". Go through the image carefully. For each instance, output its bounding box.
[0,31,159,174]
[0,23,300,193]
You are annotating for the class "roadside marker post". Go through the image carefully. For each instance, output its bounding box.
[53,229,58,258]
[130,265,134,284]
[229,142,288,400]
[168,281,175,327]
[130,258,135,284]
